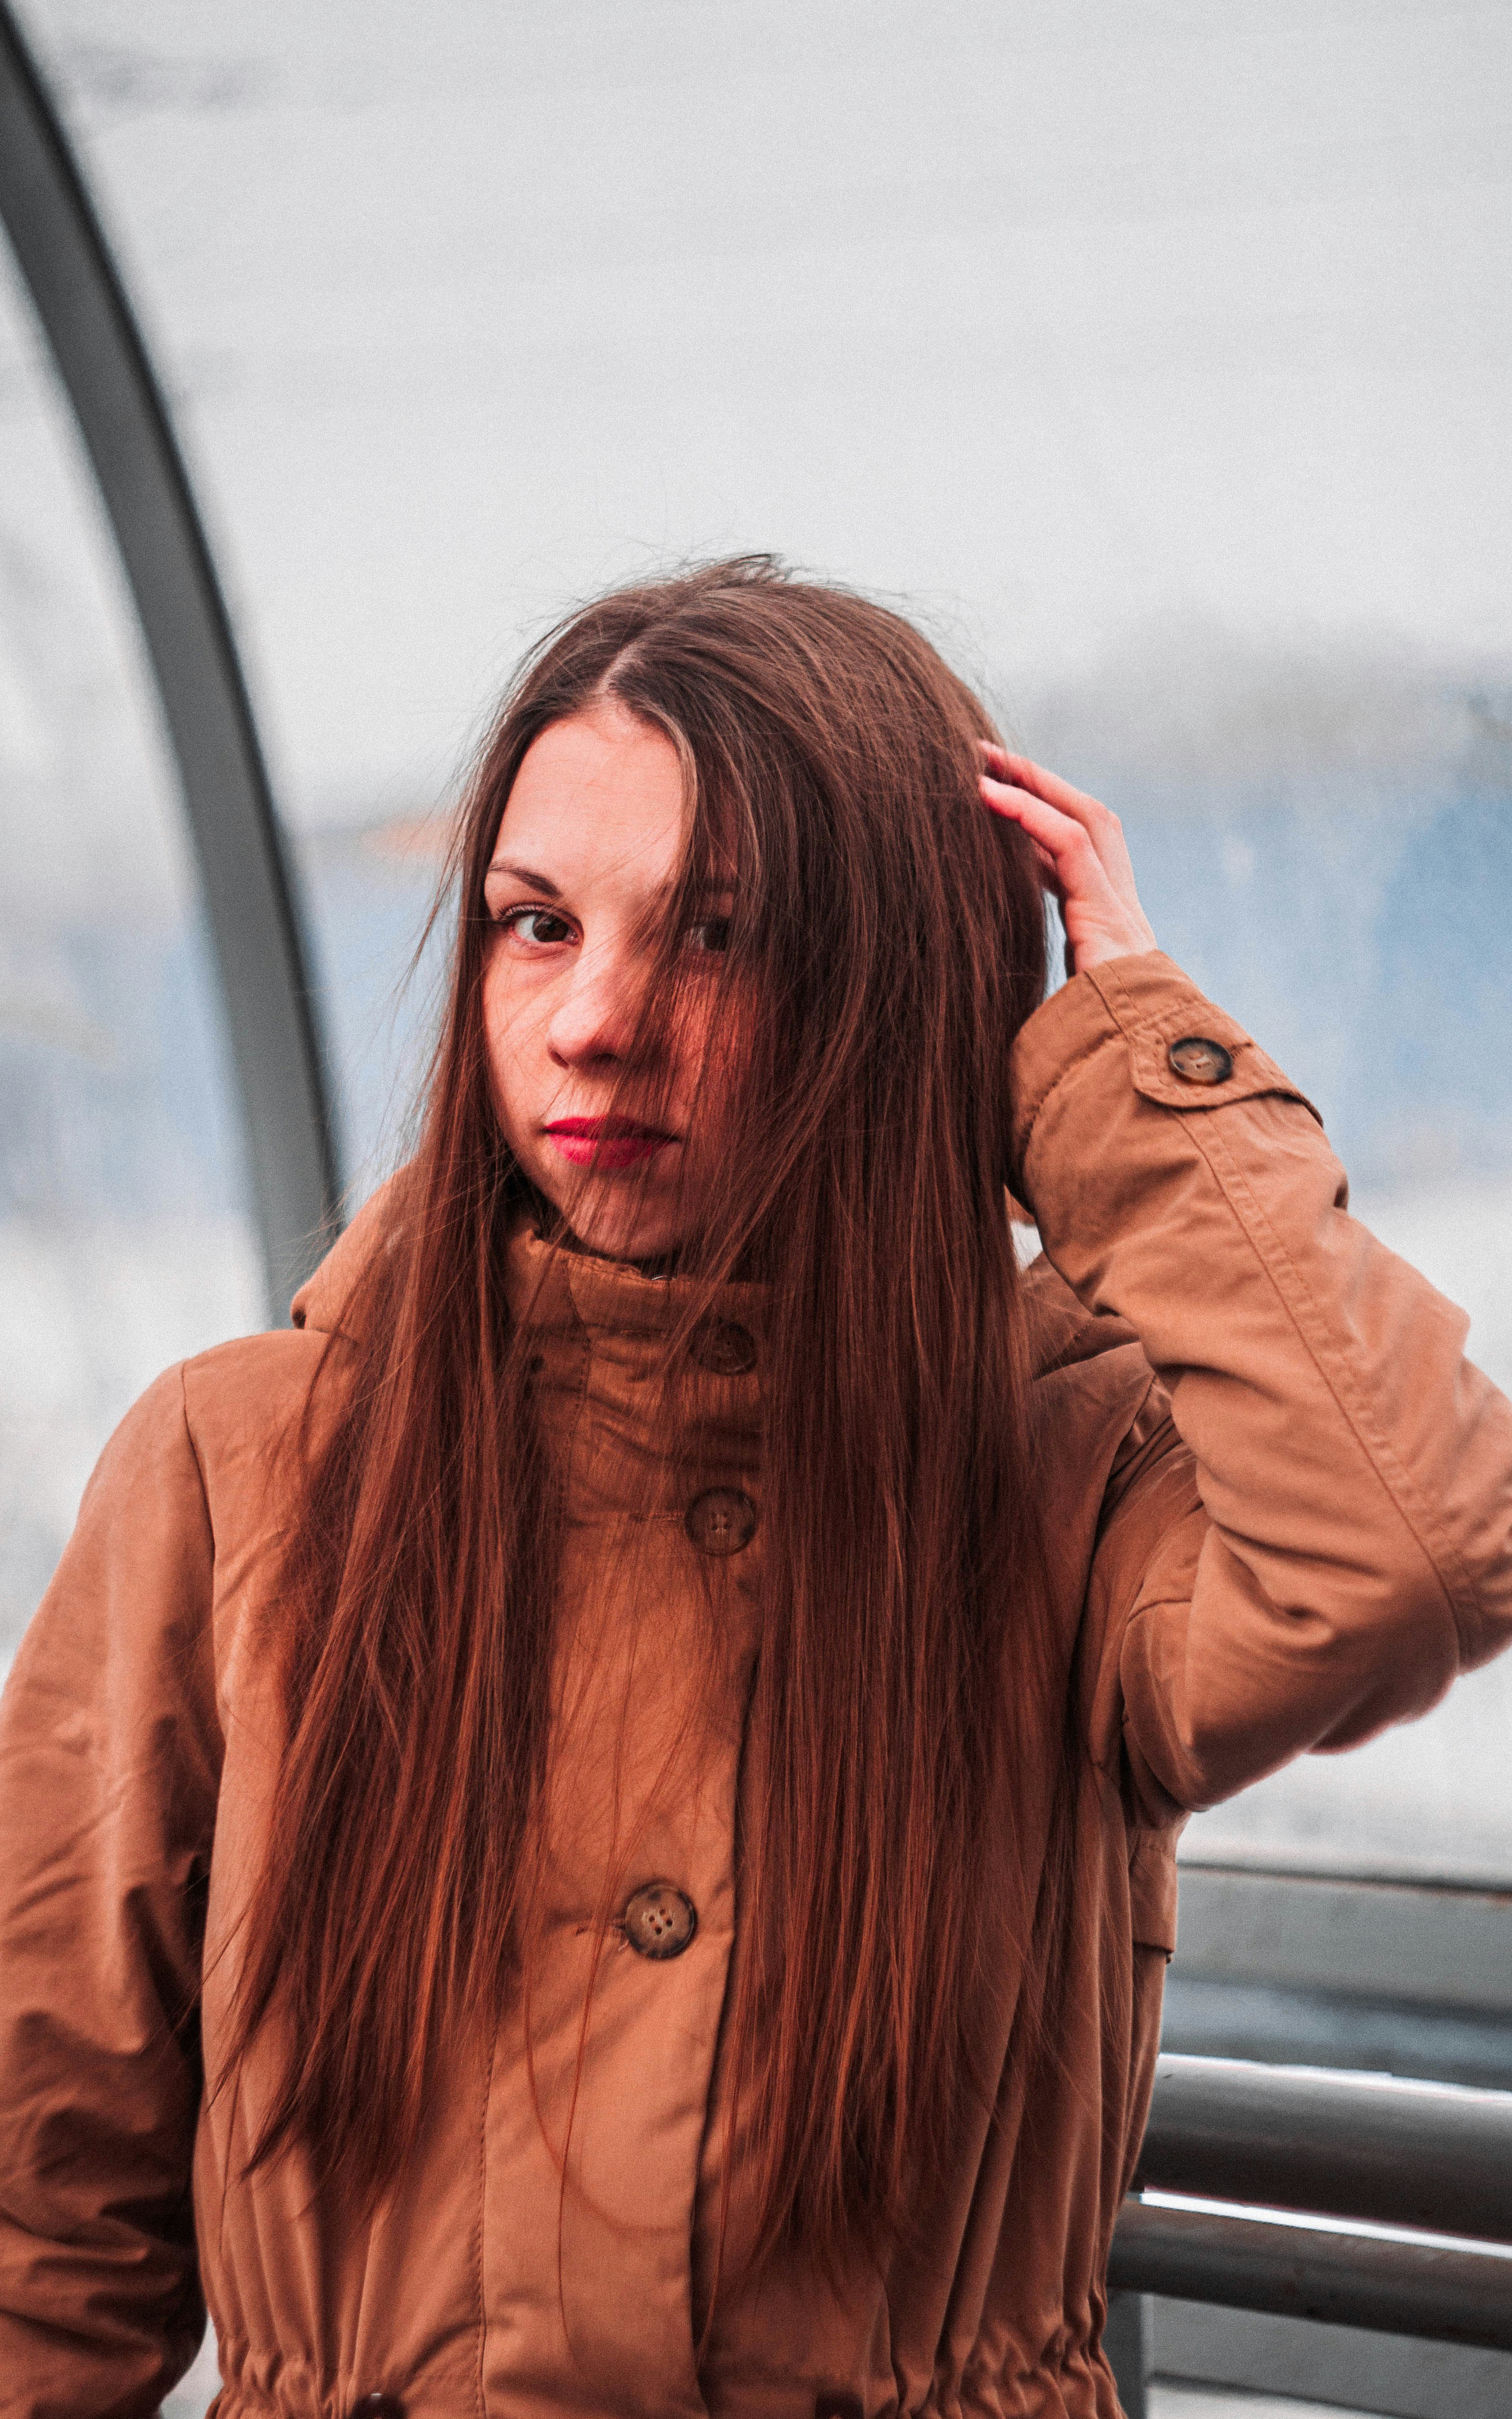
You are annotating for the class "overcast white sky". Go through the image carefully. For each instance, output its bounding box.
[6,0,1510,826]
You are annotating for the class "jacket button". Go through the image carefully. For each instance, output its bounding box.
[623,1880,698,1959]
[814,2397,865,2419]
[351,2399,406,2419]
[685,1487,757,1554]
[689,1315,757,1376]
[1168,1035,1233,1086]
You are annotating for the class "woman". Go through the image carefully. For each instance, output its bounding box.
[0,559,1507,2419]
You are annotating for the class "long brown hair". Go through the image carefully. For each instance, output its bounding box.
[229,558,1055,2272]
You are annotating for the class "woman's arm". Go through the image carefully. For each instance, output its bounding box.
[987,755,1512,1808]
[0,1365,222,2413]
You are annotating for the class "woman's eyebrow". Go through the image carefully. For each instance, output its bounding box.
[485,861,734,902]
[486,859,561,897]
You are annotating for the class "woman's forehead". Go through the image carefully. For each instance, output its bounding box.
[495,706,689,898]
[494,704,742,903]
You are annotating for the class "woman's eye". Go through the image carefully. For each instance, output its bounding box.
[498,906,574,946]
[685,915,731,955]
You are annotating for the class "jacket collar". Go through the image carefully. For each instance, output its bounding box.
[290,1166,768,1359]
[290,1164,418,1337]
[289,1164,1125,1382]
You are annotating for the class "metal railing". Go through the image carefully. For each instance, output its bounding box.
[1133,2053,1512,2246]
[1107,2054,1512,2413]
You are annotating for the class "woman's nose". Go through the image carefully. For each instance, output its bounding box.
[545,938,653,1069]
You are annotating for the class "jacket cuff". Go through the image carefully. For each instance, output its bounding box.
[1009,951,1318,1212]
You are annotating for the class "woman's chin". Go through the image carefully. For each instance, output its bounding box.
[550,1185,694,1269]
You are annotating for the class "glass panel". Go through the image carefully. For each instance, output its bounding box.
[32,4,1509,1888]
[293,817,447,1208]
[0,246,260,1674]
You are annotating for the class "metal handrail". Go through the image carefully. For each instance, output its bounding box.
[1135,2053,1512,2243]
[1110,2199,1512,2351]
[1109,2054,1512,2358]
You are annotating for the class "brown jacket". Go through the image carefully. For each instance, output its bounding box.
[1,954,1509,2419]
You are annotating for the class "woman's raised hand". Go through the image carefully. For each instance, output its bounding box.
[978,745,1158,978]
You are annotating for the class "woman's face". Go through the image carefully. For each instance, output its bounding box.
[482,702,740,1265]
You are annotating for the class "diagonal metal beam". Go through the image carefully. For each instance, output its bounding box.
[0,1,340,1317]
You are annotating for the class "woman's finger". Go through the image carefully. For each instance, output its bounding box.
[979,744,1127,876]
[979,771,1103,883]
[981,743,1145,921]
[980,745,1107,832]
[978,778,1107,920]
[978,759,1158,973]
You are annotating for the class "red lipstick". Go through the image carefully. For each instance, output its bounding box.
[543,1116,675,1171]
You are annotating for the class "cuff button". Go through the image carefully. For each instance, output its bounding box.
[1168,1036,1233,1087]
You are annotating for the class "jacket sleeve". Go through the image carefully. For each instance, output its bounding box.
[1012,951,1512,1811]
[0,1363,222,2416]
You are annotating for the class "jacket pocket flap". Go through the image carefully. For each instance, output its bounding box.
[1128,1830,1180,1953]
[1129,1025,1319,1121]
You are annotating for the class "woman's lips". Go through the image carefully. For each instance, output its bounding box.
[544,1118,676,1171]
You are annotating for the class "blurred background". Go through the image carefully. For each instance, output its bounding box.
[5,8,1512,2412]
[2,2,1509,1923]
